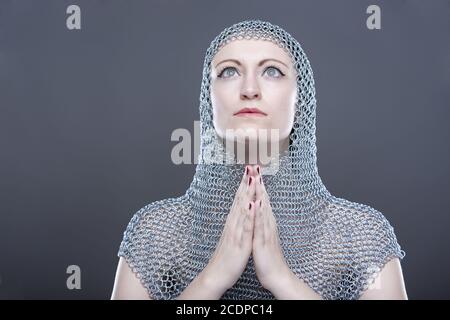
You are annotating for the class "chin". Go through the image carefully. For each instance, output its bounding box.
[230,125,262,136]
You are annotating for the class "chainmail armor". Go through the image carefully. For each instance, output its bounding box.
[117,19,406,300]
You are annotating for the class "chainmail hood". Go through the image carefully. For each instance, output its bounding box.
[118,19,406,300]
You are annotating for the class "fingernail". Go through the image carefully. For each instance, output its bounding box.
[248,176,252,186]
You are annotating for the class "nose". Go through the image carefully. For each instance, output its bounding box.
[240,75,261,100]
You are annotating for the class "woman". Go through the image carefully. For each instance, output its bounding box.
[111,20,407,300]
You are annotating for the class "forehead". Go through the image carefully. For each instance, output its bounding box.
[211,39,293,66]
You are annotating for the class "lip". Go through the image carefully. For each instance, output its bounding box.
[233,107,267,117]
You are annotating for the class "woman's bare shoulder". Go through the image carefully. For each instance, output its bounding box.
[111,257,153,300]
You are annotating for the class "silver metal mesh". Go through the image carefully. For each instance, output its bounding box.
[117,19,406,300]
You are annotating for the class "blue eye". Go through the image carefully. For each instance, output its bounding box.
[218,67,238,78]
[264,66,284,78]
[217,65,285,78]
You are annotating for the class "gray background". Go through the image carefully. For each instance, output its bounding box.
[0,0,449,299]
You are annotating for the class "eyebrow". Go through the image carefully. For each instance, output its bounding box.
[214,58,289,69]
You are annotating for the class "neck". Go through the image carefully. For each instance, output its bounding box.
[219,136,290,168]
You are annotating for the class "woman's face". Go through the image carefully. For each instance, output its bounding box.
[210,39,297,145]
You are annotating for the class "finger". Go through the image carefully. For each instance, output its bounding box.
[247,165,256,192]
[254,165,270,203]
[262,200,276,242]
[231,174,256,233]
[259,199,270,244]
[237,201,254,243]
[240,165,256,199]
[254,198,265,245]
[246,175,256,200]
[231,165,251,215]
[248,165,257,177]
[241,201,255,244]
[255,166,263,202]
[259,173,269,203]
[255,173,271,226]
[236,165,251,195]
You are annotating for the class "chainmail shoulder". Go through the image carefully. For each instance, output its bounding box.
[117,19,406,300]
[317,196,406,299]
[117,195,192,300]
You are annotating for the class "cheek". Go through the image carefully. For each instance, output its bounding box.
[211,82,238,135]
[277,82,296,111]
[267,82,296,123]
[211,82,238,112]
